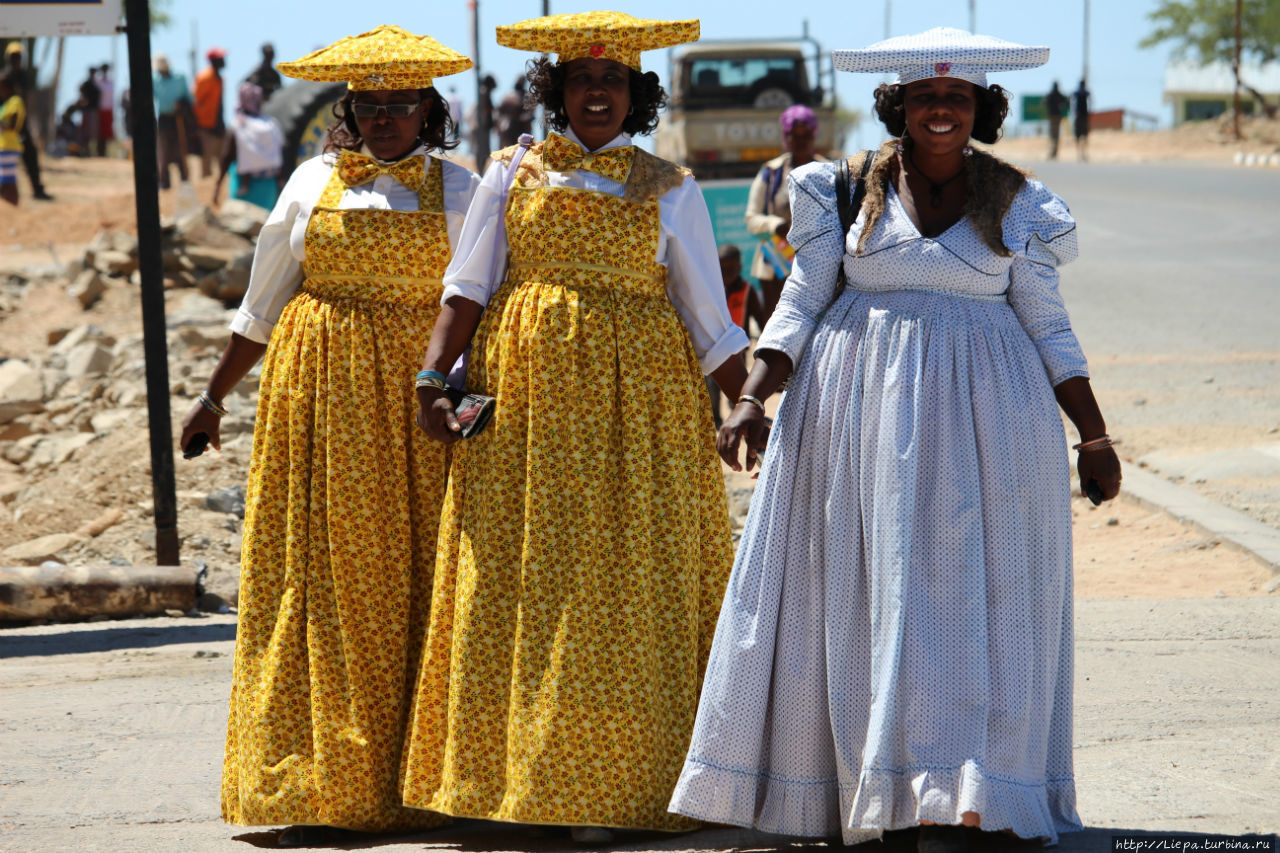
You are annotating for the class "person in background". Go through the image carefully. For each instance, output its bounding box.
[494,75,533,147]
[96,63,114,156]
[1045,80,1067,159]
[0,72,24,206]
[706,243,767,426]
[78,66,99,156]
[745,103,825,319]
[3,42,50,199]
[245,42,282,102]
[183,25,479,847]
[194,47,227,178]
[1073,78,1090,161]
[152,52,192,190]
[211,82,284,210]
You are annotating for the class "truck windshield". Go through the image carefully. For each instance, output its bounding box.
[684,57,806,108]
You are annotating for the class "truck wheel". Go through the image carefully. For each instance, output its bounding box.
[264,81,348,179]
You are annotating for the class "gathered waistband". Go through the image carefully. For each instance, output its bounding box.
[301,273,444,307]
[845,283,1008,304]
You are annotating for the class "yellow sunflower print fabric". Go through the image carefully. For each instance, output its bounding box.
[221,158,454,832]
[401,178,734,831]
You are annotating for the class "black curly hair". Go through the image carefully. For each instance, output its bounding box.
[324,87,459,154]
[872,81,1010,145]
[525,56,668,138]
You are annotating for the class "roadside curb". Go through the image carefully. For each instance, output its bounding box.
[1118,465,1280,581]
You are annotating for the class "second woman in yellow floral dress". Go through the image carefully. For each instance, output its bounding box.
[402,12,749,839]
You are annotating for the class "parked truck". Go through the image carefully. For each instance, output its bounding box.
[654,34,841,290]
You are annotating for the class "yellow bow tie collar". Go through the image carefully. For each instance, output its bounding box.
[337,151,426,189]
[541,133,634,185]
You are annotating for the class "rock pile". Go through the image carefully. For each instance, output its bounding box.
[70,198,268,309]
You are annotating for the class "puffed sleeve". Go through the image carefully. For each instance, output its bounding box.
[661,176,751,374]
[440,156,508,308]
[440,157,482,252]
[228,154,330,344]
[1004,179,1088,385]
[754,161,845,366]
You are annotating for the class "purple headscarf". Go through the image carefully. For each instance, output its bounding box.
[779,104,817,134]
[237,81,264,117]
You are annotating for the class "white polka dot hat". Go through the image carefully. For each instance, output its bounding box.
[832,27,1049,88]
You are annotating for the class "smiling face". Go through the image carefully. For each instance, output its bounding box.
[561,57,631,151]
[902,77,977,158]
[350,89,426,161]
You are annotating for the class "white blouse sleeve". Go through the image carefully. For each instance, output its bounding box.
[440,157,482,252]
[440,156,508,309]
[228,154,330,344]
[1004,179,1088,385]
[659,176,751,374]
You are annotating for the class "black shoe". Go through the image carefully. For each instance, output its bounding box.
[917,824,972,853]
[32,190,54,201]
[880,826,921,851]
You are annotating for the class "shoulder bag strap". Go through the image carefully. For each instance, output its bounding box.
[833,149,875,292]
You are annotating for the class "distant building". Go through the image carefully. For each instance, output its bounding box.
[1163,61,1280,124]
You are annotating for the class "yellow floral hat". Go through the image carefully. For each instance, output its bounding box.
[277,25,473,91]
[496,11,699,71]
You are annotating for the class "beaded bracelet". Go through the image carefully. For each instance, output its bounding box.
[1073,434,1115,452]
[737,394,766,412]
[198,390,229,418]
[415,369,448,391]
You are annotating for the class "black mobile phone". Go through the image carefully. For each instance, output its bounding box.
[183,432,209,459]
[1084,478,1103,506]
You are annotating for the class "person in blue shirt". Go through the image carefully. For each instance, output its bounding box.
[152,52,191,189]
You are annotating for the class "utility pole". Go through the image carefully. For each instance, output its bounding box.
[1082,0,1090,85]
[885,0,891,39]
[469,0,490,165]
[969,0,976,33]
[1233,0,1243,140]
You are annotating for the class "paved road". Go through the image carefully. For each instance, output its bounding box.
[1024,161,1280,529]
[2,601,1277,852]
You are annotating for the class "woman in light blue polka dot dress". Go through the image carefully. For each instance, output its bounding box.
[669,29,1121,852]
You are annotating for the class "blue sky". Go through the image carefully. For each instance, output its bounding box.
[40,0,1178,150]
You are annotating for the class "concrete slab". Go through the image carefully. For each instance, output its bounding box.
[1121,465,1280,572]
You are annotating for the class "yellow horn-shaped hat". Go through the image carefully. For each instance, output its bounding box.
[496,11,699,71]
[277,24,473,91]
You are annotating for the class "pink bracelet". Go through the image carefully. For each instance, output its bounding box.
[1072,434,1115,452]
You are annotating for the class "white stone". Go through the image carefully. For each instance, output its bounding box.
[0,360,45,425]
[63,343,115,378]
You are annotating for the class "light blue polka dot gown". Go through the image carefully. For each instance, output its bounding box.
[669,157,1087,845]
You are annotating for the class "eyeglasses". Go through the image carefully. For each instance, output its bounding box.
[350,101,420,119]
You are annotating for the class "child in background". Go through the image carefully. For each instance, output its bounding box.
[707,244,767,426]
[0,73,24,205]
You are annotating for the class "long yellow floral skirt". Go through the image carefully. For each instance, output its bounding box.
[221,285,450,833]
[401,268,735,831]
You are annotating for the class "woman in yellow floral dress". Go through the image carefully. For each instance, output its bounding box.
[179,27,479,847]
[400,12,750,841]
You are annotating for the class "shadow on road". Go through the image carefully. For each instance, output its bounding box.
[0,620,236,658]
[224,821,1279,852]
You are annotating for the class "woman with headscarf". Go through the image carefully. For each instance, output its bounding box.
[400,11,749,841]
[745,103,825,319]
[211,81,285,210]
[178,26,480,847]
[670,29,1121,851]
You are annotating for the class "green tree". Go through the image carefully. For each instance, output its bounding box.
[1140,0,1280,64]
[1141,0,1280,117]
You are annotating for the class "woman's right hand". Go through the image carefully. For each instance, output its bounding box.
[717,402,770,473]
[180,399,223,457]
[415,386,463,445]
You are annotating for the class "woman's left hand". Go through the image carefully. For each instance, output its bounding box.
[1077,445,1122,502]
